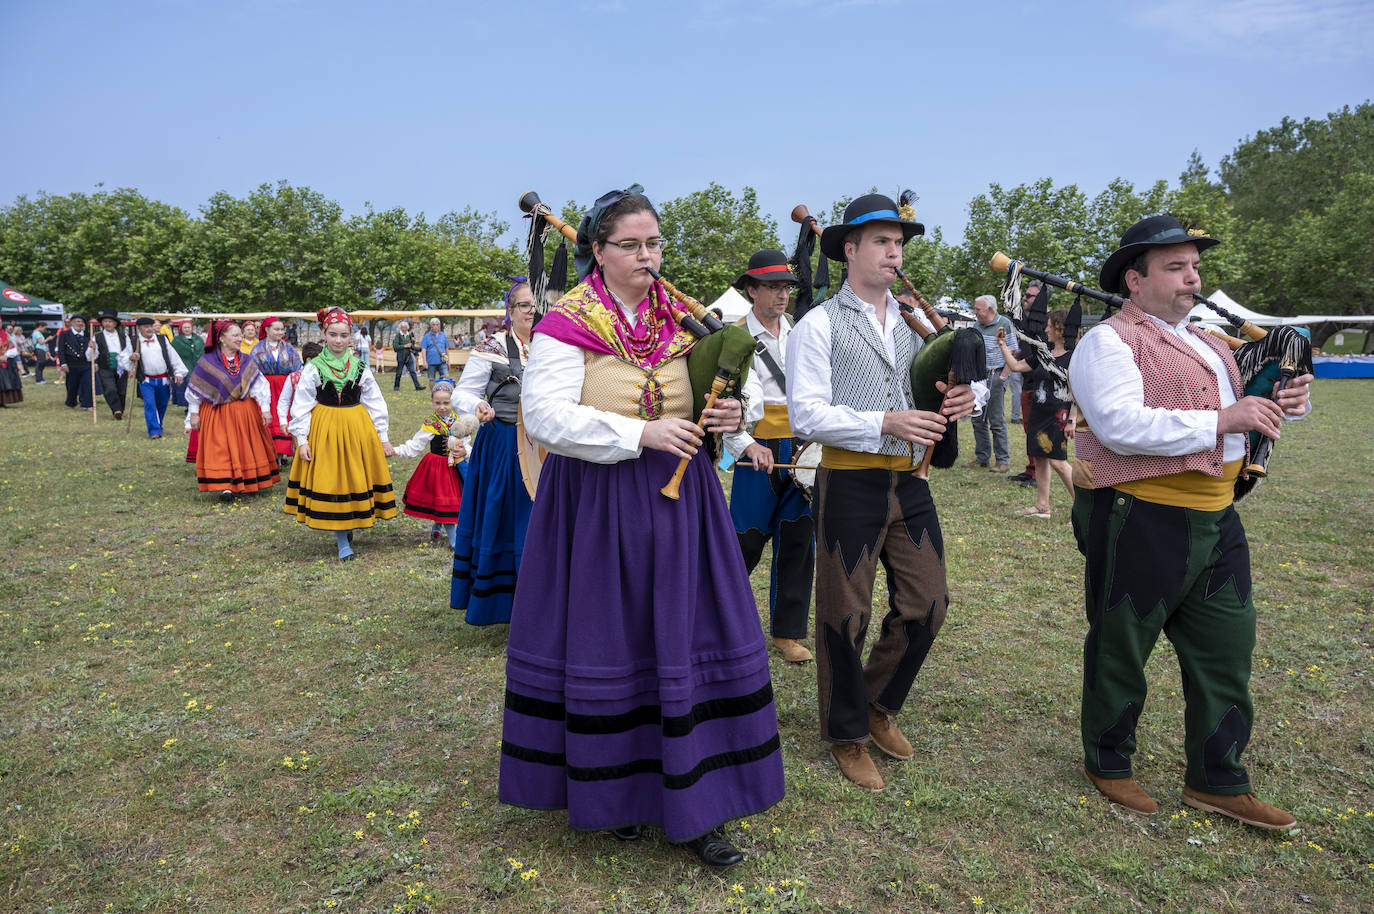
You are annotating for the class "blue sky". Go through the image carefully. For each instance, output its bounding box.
[2,0,1370,248]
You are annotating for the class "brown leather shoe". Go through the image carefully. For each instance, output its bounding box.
[868,706,913,760]
[830,742,884,791]
[1083,767,1157,814]
[1182,788,1297,830]
[990,463,1010,473]
[772,637,813,663]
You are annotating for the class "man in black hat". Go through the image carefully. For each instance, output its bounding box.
[723,250,815,664]
[1069,214,1312,829]
[786,194,982,790]
[89,310,129,419]
[121,317,188,438]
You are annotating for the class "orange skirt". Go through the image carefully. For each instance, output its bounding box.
[195,398,280,493]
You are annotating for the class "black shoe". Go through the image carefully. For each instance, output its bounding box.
[339,553,355,562]
[1017,478,1037,488]
[218,490,235,503]
[114,410,123,420]
[1008,472,1031,483]
[684,830,743,868]
[608,825,642,841]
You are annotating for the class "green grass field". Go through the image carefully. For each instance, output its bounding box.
[2,377,1371,913]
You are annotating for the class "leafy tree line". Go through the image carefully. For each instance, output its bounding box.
[1,102,1368,317]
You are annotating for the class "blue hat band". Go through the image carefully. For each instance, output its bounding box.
[849,209,901,225]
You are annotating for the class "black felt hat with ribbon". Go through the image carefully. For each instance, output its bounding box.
[819,193,924,262]
[733,249,799,290]
[1099,214,1220,295]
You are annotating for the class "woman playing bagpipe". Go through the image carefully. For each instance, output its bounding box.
[497,186,783,869]
[448,277,536,626]
[184,321,280,501]
[248,316,304,465]
[283,307,397,561]
[997,307,1076,518]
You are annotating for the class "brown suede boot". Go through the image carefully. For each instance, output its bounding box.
[868,705,913,760]
[1083,767,1158,814]
[1182,788,1297,830]
[830,742,884,791]
[772,637,813,663]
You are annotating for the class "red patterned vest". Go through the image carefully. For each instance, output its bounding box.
[1073,300,1244,489]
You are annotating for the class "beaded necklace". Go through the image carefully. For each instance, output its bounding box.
[219,348,241,375]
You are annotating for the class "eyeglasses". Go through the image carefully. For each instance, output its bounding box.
[603,238,666,253]
[511,303,536,312]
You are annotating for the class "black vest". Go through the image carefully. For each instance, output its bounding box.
[483,333,525,424]
[316,378,363,407]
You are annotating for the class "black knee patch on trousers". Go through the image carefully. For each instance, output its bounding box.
[1203,704,1251,790]
[873,601,942,711]
[1096,702,1139,774]
[822,614,870,742]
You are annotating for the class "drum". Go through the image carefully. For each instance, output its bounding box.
[788,441,822,504]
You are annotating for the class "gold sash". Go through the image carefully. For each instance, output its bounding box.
[1115,459,1242,511]
[753,403,792,439]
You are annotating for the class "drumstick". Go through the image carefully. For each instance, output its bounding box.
[738,462,808,470]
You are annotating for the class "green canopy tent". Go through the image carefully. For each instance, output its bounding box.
[1,282,64,330]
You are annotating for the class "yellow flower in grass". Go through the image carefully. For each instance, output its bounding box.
[972,898,984,906]
[354,830,364,840]
[521,868,538,880]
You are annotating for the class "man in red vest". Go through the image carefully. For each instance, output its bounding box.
[1069,215,1312,829]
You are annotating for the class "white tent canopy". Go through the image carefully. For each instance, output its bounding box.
[1188,289,1374,328]
[708,286,752,323]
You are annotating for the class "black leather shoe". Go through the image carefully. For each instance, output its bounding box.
[608,825,642,841]
[684,831,743,868]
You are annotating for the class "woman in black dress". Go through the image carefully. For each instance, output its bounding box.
[998,309,1075,518]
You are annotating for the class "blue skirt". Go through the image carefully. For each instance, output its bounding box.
[499,448,784,842]
[450,419,532,626]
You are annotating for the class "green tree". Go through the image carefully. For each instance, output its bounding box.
[657,184,780,299]
[184,181,347,312]
[950,178,1093,306]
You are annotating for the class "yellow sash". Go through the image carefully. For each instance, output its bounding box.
[753,403,792,439]
[1115,460,1242,511]
[820,446,916,471]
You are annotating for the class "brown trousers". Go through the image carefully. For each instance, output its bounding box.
[813,467,948,743]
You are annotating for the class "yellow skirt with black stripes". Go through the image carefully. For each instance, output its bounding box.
[284,404,397,531]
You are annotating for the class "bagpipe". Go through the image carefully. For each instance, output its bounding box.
[791,201,985,477]
[514,190,754,502]
[988,250,1311,501]
[1191,293,1312,500]
[788,204,831,322]
[989,251,1087,402]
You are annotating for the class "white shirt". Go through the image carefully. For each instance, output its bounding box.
[786,290,988,452]
[90,328,124,365]
[1071,314,1248,462]
[119,334,187,379]
[275,375,298,431]
[287,364,390,445]
[520,296,661,465]
[723,310,791,459]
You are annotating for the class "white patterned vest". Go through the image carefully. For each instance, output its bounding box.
[822,284,922,457]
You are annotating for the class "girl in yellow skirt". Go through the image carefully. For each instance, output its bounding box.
[284,307,397,560]
[185,321,280,501]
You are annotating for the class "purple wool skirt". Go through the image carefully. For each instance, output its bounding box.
[499,447,784,842]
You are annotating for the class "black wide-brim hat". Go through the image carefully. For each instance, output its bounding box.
[819,193,924,262]
[1099,214,1221,295]
[97,309,119,323]
[733,249,799,290]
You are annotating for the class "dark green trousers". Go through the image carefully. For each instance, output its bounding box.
[1073,486,1256,795]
